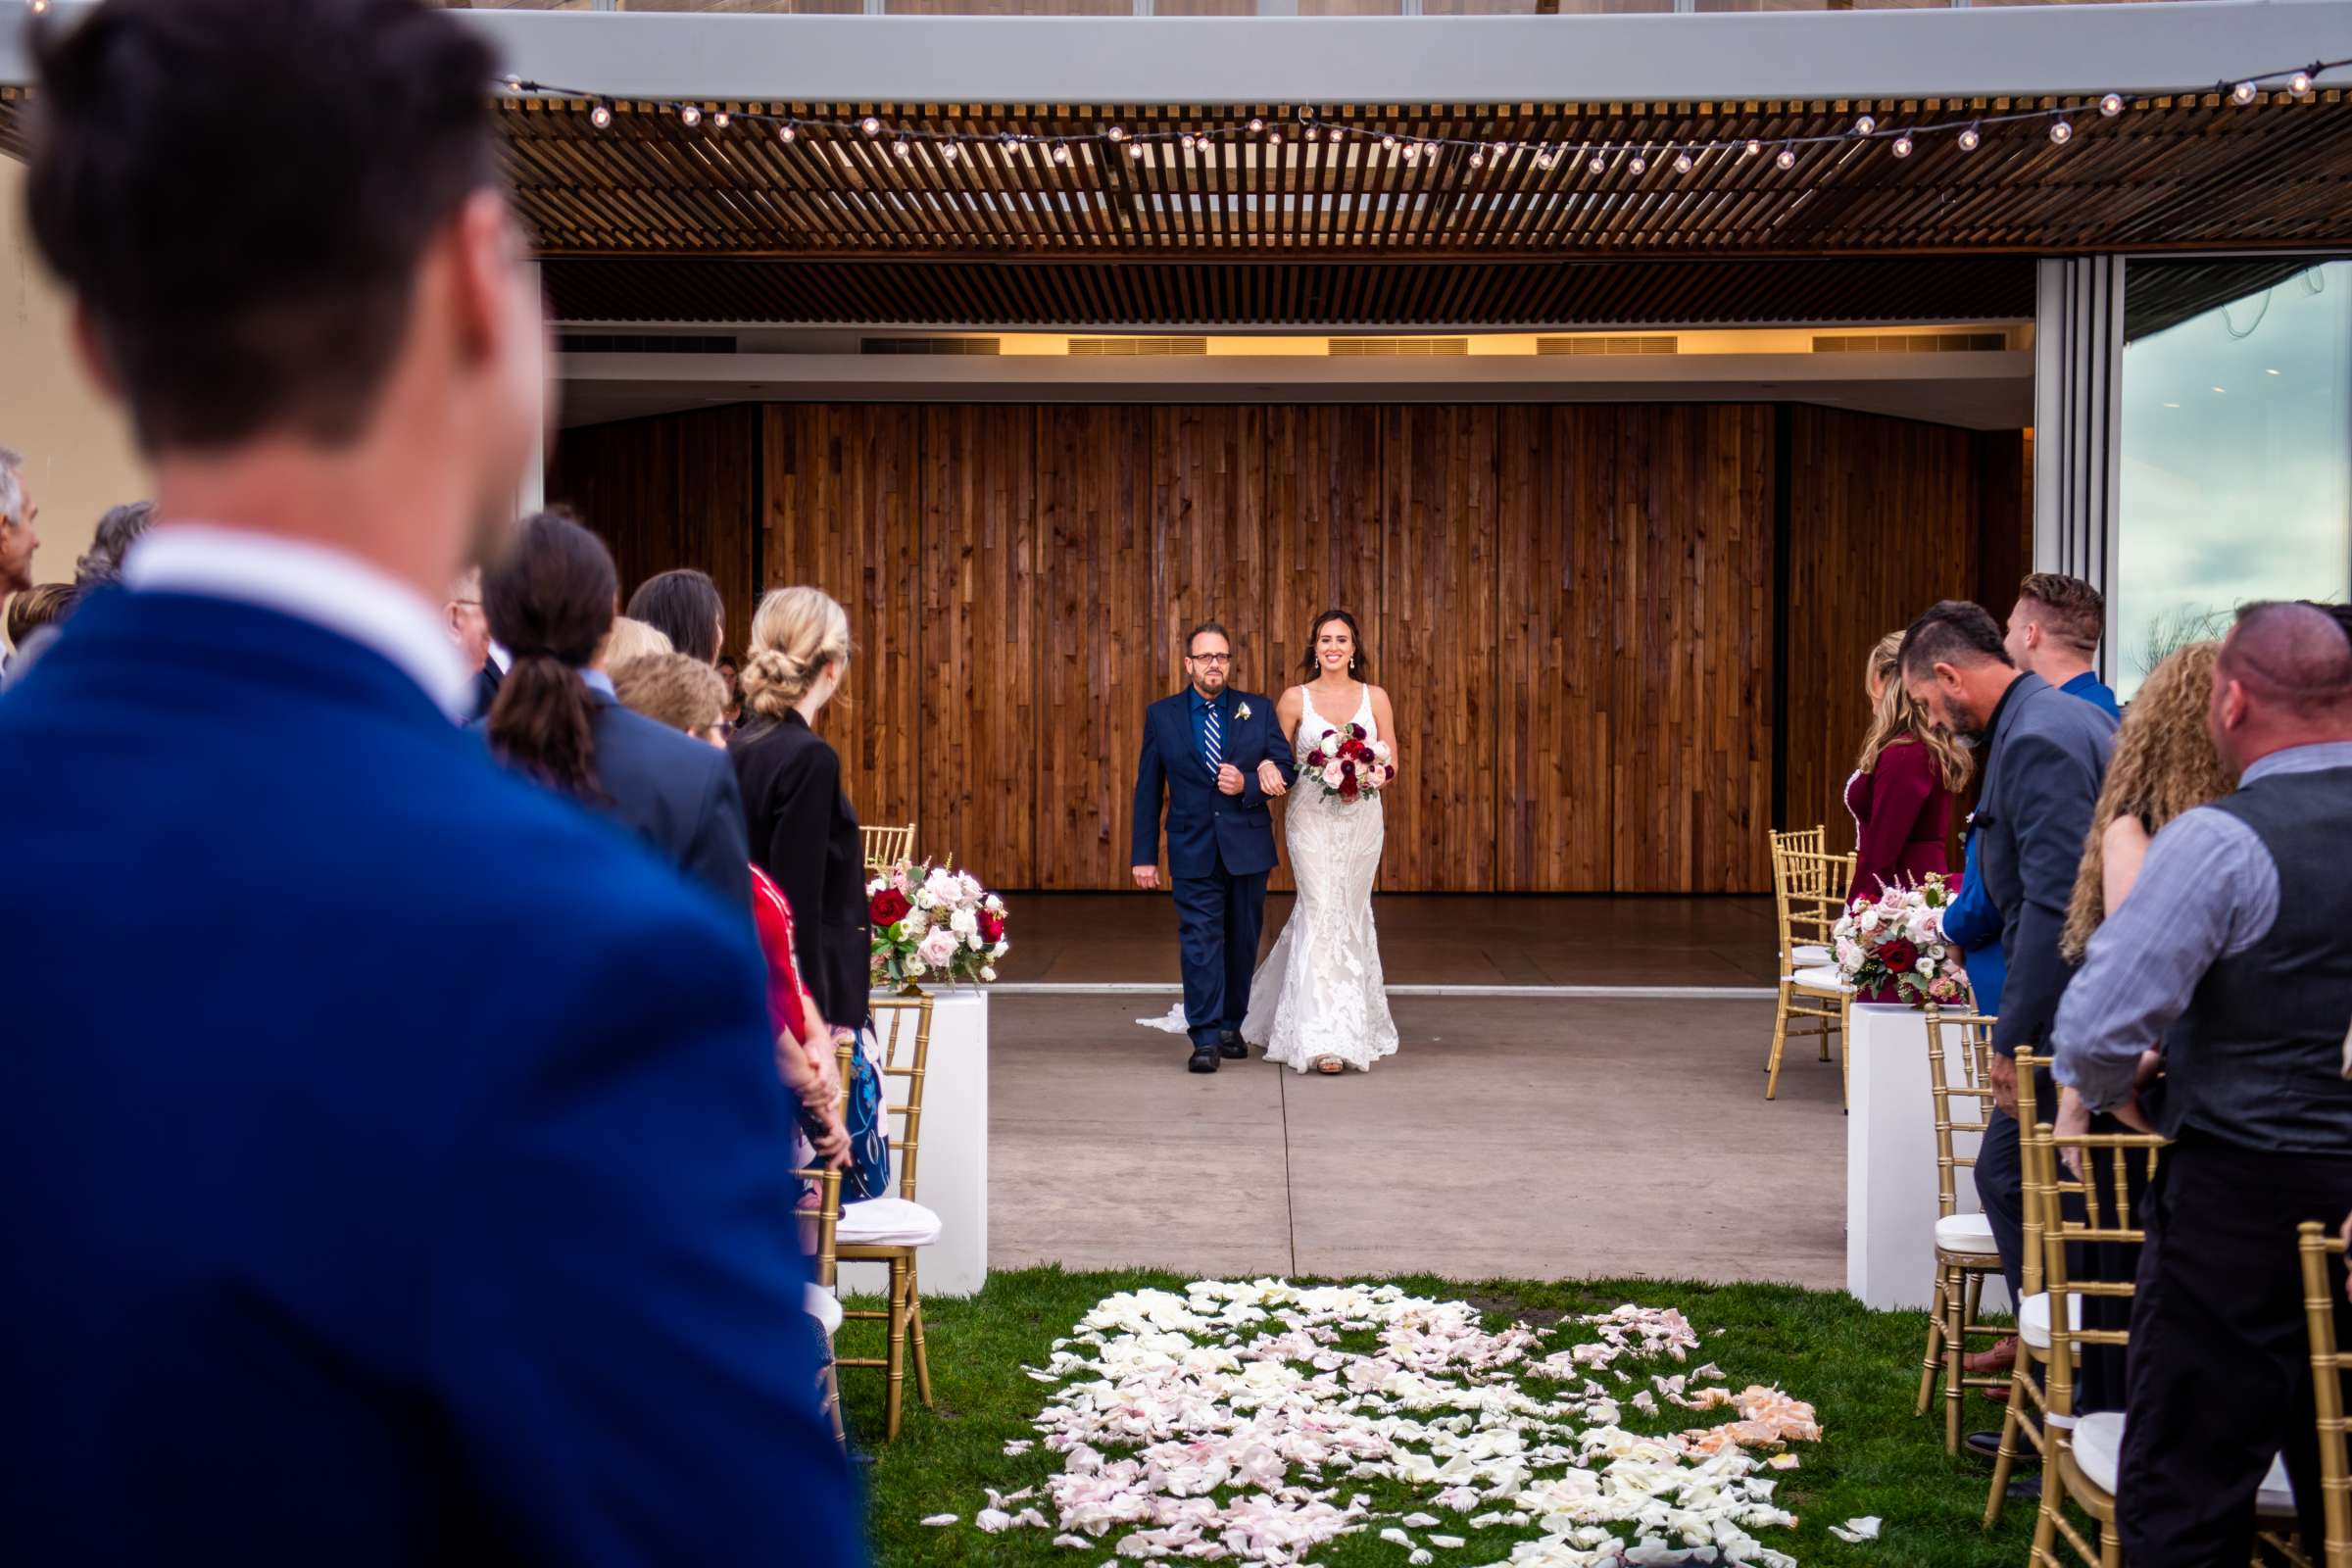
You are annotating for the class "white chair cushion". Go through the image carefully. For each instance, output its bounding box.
[1935,1212,2000,1254]
[1788,963,1854,995]
[2017,1292,2082,1350]
[2073,1411,2126,1495]
[1788,944,1832,967]
[805,1283,844,1338]
[2071,1412,2295,1516]
[839,1196,942,1248]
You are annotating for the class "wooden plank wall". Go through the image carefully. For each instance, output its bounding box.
[552,400,2026,893]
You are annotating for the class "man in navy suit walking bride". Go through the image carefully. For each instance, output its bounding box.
[1133,621,1297,1073]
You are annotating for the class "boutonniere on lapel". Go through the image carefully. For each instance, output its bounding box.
[1236,701,1252,721]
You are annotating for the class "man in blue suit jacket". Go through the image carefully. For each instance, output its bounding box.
[0,2,862,1561]
[1132,622,1297,1072]
[1903,601,2116,1349]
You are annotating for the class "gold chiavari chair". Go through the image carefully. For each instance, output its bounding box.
[1918,1004,2006,1454]
[1985,1051,2061,1525]
[1766,837,1856,1102]
[2027,1115,2170,1568]
[2300,1220,2352,1567]
[835,995,939,1442]
[795,1042,857,1447]
[861,822,915,874]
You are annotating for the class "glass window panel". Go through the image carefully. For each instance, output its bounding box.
[2116,258,2352,698]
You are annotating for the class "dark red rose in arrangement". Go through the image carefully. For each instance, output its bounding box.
[1877,937,1919,975]
[871,888,911,926]
[978,910,1006,944]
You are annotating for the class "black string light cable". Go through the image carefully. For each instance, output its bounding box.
[505,54,2349,178]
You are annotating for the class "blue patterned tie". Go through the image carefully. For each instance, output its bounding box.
[1203,702,1223,779]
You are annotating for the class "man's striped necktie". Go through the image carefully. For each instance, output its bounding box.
[1203,703,1222,778]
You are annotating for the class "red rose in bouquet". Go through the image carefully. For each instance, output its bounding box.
[1877,936,1920,975]
[871,887,911,926]
[978,909,1006,944]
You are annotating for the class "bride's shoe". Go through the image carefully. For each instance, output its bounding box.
[1315,1056,1345,1075]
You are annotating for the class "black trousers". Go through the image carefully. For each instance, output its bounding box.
[1170,864,1268,1051]
[2119,1137,2352,1567]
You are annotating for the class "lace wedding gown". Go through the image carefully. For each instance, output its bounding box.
[1241,684,1399,1073]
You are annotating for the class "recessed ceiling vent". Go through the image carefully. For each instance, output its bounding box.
[1812,332,2009,353]
[1329,337,1469,357]
[1538,335,1679,356]
[861,337,1003,356]
[1067,336,1209,357]
[558,333,738,354]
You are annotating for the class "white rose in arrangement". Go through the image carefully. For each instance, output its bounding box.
[980,965,997,982]
[966,932,984,951]
[904,908,930,935]
[1916,957,1935,976]
[918,927,960,967]
[984,894,1004,913]
[904,954,928,977]
[913,888,937,910]
[950,907,979,936]
[1929,944,1946,961]
[865,876,886,898]
[1858,906,1881,933]
[1836,941,1864,969]
[923,867,962,907]
[992,940,1009,958]
[958,872,983,902]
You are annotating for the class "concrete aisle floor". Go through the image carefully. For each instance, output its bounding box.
[988,994,1848,1289]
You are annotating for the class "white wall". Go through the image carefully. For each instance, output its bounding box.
[1,155,149,632]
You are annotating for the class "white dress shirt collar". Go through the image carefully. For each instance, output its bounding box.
[122,524,471,720]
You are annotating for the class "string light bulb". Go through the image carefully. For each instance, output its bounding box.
[1775,145,1797,171]
[711,111,730,130]
[1469,151,1486,170]
[1401,142,1419,163]
[680,105,702,128]
[1381,134,1397,151]
[1305,126,1320,142]
[1629,154,1647,174]
[1891,134,1914,158]
[1248,116,1265,134]
[1589,153,1606,173]
[1180,133,1197,152]
[860,116,882,136]
[943,142,960,161]
[2100,92,2126,117]
[893,138,911,160]
[2048,120,2073,145]
[1743,139,1762,158]
[1494,142,1511,158]
[1958,123,1982,151]
[1267,129,1284,147]
[1053,143,1071,164]
[1105,124,1125,142]
[1670,150,1691,174]
[1128,142,1146,161]
[2231,80,2258,104]
[2290,70,2314,95]
[778,123,797,144]
[1854,114,1877,135]
[1535,149,1556,171]
[589,104,612,130]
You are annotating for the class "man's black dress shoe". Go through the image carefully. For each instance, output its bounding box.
[1188,1044,1220,1073]
[1219,1033,1248,1059]
[1964,1431,2006,1462]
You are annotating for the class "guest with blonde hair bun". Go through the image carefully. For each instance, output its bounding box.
[731,586,868,1034]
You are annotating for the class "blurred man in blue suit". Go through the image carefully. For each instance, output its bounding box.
[0,1,862,1561]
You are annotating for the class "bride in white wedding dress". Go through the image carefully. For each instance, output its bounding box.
[1241,611,1401,1075]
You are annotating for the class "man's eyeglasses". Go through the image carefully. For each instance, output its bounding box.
[1187,652,1232,664]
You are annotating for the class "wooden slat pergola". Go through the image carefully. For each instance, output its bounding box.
[5,84,2346,323]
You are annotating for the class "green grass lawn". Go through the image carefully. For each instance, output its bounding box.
[837,1267,2035,1567]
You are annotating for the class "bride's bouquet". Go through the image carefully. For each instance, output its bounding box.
[1832,873,1971,1007]
[1300,722,1394,804]
[869,858,1008,992]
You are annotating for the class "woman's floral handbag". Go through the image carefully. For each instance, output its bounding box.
[841,1030,893,1202]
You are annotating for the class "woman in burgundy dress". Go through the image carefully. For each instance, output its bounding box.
[1845,630,1973,909]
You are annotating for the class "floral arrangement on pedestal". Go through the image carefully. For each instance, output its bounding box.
[1300,722,1395,804]
[1833,873,1972,1007]
[869,859,1008,993]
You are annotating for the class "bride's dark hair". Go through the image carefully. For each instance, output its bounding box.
[1299,609,1369,679]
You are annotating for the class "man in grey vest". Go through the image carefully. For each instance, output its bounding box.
[2054,600,2352,1565]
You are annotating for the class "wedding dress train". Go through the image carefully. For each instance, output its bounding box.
[1241,683,1398,1073]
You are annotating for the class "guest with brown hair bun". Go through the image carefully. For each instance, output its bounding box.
[483,513,751,906]
[731,585,866,1035]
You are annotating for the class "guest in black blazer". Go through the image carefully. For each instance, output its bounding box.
[482,514,751,908]
[732,585,867,1034]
